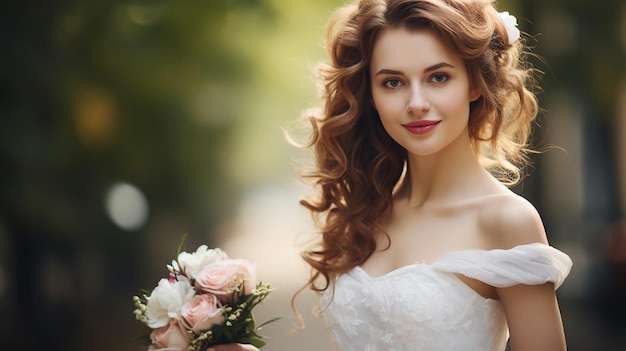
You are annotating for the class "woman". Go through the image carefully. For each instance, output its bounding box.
[216,0,572,350]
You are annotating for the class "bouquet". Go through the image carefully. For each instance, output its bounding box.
[133,244,277,350]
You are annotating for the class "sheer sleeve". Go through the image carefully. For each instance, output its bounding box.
[431,243,572,288]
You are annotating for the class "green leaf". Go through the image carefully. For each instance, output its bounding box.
[177,233,189,255]
[256,317,282,330]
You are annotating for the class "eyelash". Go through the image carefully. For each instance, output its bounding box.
[382,73,449,88]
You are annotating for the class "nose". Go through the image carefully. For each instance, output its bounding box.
[407,86,430,114]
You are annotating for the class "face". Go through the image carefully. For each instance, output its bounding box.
[370,27,479,158]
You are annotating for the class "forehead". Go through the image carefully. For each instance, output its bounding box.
[370,27,463,71]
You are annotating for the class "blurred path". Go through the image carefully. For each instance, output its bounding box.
[219,184,331,350]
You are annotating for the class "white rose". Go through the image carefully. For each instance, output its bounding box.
[145,278,195,328]
[176,245,228,279]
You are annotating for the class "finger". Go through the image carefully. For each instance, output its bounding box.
[208,343,259,351]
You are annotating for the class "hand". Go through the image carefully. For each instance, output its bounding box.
[206,344,260,351]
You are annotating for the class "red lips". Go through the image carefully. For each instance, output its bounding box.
[402,120,441,135]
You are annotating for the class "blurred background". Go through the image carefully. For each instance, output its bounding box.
[0,0,624,350]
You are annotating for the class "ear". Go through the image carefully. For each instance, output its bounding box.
[469,87,481,102]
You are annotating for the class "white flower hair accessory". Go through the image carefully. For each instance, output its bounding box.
[497,11,520,45]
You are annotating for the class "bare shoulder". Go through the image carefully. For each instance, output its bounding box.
[477,191,549,249]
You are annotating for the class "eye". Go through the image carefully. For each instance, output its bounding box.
[430,73,448,84]
[383,79,404,88]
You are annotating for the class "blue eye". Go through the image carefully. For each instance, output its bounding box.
[430,73,448,83]
[384,79,403,88]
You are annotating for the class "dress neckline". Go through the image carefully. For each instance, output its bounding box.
[351,259,500,302]
[354,242,548,280]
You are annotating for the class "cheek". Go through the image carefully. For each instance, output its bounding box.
[438,87,472,117]
[374,102,403,139]
[373,95,404,121]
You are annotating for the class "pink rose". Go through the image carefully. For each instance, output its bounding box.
[181,294,225,333]
[234,259,257,295]
[194,259,257,301]
[148,318,190,350]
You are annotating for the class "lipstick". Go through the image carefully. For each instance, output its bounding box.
[402,120,441,135]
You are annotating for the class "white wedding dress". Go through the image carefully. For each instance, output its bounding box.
[319,243,572,351]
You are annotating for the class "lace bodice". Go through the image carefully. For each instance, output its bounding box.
[319,243,572,351]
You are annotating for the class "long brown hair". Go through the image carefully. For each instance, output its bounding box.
[297,0,540,293]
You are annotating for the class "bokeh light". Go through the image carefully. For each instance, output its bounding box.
[105,182,149,231]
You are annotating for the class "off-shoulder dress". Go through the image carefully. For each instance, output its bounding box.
[320,243,572,351]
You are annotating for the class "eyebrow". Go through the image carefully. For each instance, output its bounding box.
[374,62,455,76]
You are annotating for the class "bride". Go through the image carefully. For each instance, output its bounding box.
[213,0,572,350]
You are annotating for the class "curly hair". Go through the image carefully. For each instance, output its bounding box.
[297,0,540,293]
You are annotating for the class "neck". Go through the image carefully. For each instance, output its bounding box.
[399,133,497,208]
